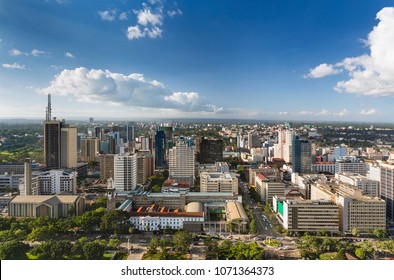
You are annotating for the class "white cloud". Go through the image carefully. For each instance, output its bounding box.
[305,63,342,78]
[64,52,74,58]
[126,26,145,40]
[98,10,117,22]
[278,111,288,115]
[37,67,221,113]
[2,62,26,69]
[119,12,128,21]
[308,7,394,96]
[333,109,349,117]
[297,109,349,117]
[126,1,181,41]
[126,25,162,40]
[148,0,163,5]
[360,108,377,115]
[31,49,47,57]
[9,48,27,56]
[135,5,163,26]
[144,26,162,38]
[167,9,183,17]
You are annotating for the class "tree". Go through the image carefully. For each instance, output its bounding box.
[147,237,159,255]
[351,228,360,237]
[162,170,169,179]
[82,241,106,260]
[249,219,257,234]
[32,240,73,259]
[100,210,130,234]
[355,248,366,260]
[227,221,235,234]
[76,207,106,232]
[89,196,107,210]
[73,237,89,256]
[0,240,29,260]
[336,248,346,260]
[173,231,192,254]
[204,237,218,260]
[27,225,56,241]
[373,228,388,238]
[108,239,120,250]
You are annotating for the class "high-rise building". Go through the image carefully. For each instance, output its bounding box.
[114,153,137,192]
[44,120,62,169]
[81,138,100,162]
[94,126,102,139]
[196,137,223,164]
[247,132,260,149]
[99,154,115,180]
[155,129,166,169]
[43,94,77,169]
[140,136,152,152]
[124,122,135,144]
[380,162,394,220]
[169,137,195,185]
[334,145,347,161]
[30,170,77,195]
[292,136,312,174]
[61,125,77,168]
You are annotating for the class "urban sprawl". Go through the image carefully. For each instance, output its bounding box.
[1,94,394,260]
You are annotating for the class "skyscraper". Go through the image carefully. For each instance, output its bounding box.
[43,94,77,169]
[44,119,62,169]
[292,136,312,174]
[61,124,77,168]
[334,145,347,161]
[114,153,137,192]
[99,154,115,180]
[81,138,100,162]
[196,137,223,164]
[380,162,394,220]
[168,137,195,185]
[123,122,135,144]
[155,129,166,169]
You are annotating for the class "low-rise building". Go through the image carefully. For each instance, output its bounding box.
[8,194,84,218]
[311,181,386,232]
[129,203,204,231]
[312,162,335,174]
[273,196,339,233]
[335,173,379,197]
[200,172,238,195]
[255,173,285,204]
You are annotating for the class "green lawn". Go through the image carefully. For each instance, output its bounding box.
[142,252,186,260]
[26,253,40,260]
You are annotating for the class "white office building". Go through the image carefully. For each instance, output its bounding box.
[169,138,195,185]
[114,153,137,192]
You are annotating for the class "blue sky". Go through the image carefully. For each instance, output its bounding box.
[0,0,393,122]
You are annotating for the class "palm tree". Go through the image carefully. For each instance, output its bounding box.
[227,221,235,235]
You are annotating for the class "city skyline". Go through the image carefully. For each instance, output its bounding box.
[1,1,394,122]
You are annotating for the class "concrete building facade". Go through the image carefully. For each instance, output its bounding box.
[200,172,238,195]
[114,153,137,192]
